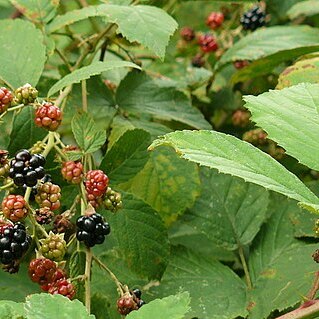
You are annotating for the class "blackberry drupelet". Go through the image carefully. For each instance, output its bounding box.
[240,6,266,31]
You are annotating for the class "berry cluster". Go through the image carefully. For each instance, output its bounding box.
[9,149,45,187]
[14,84,38,105]
[0,150,9,178]
[34,102,62,131]
[243,128,268,146]
[104,187,122,212]
[61,161,83,184]
[40,232,66,262]
[28,258,75,299]
[2,195,29,222]
[232,109,251,128]
[0,223,31,265]
[180,27,195,42]
[84,170,109,207]
[76,213,110,247]
[0,87,13,114]
[117,289,146,315]
[35,207,54,225]
[206,12,224,30]
[35,182,61,211]
[198,34,219,53]
[240,6,266,31]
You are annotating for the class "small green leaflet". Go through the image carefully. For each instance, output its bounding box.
[71,112,105,154]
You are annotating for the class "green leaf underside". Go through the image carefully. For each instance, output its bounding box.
[71,112,105,154]
[24,294,95,319]
[0,300,25,318]
[47,4,178,59]
[116,72,211,130]
[118,147,200,223]
[100,129,151,184]
[8,107,46,154]
[126,292,191,319]
[9,0,59,23]
[48,61,140,96]
[152,246,247,319]
[277,56,319,89]
[181,168,269,250]
[109,193,170,279]
[288,0,319,19]
[150,130,319,211]
[0,19,46,88]
[248,194,319,318]
[244,83,319,171]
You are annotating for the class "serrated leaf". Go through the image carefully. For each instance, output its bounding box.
[65,151,83,161]
[0,300,25,319]
[71,112,105,154]
[47,4,177,59]
[119,147,200,223]
[116,71,211,130]
[100,129,151,184]
[180,168,269,250]
[244,83,319,171]
[24,294,95,319]
[109,192,169,279]
[10,0,59,23]
[151,246,247,319]
[288,0,319,19]
[150,130,319,212]
[0,19,46,88]
[277,56,319,89]
[69,251,86,302]
[248,194,319,318]
[126,292,191,319]
[48,61,140,96]
[8,107,46,154]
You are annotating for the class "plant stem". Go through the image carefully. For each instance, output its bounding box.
[238,244,252,290]
[81,80,88,112]
[84,247,92,313]
[42,131,55,157]
[24,187,32,203]
[276,300,319,319]
[307,271,319,300]
[0,181,14,190]
[55,85,73,107]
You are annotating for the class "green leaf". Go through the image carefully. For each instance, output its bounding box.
[0,19,46,88]
[288,0,319,19]
[118,147,200,223]
[152,246,248,319]
[150,130,319,212]
[248,194,318,318]
[126,292,191,319]
[277,56,319,89]
[116,72,211,129]
[8,107,46,154]
[69,251,86,302]
[180,168,269,250]
[48,61,140,96]
[0,300,25,319]
[9,0,59,23]
[109,192,170,279]
[100,129,151,184]
[244,83,319,171]
[47,4,177,59]
[71,112,105,154]
[24,294,95,319]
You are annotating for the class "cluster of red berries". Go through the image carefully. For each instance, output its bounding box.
[117,289,146,315]
[35,102,62,131]
[28,258,75,299]
[0,87,13,114]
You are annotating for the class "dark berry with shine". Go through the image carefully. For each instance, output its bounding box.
[240,6,266,31]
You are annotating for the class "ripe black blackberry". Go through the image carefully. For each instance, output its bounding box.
[240,6,266,31]
[0,223,31,265]
[76,213,110,247]
[9,150,45,187]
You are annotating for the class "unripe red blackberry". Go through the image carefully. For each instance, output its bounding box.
[233,60,250,69]
[198,34,218,53]
[48,278,76,299]
[35,182,61,211]
[41,268,66,291]
[35,207,54,225]
[0,223,31,264]
[9,150,46,187]
[180,27,195,41]
[243,128,267,146]
[40,232,66,262]
[61,161,83,184]
[76,213,111,247]
[14,84,38,105]
[35,102,62,131]
[28,258,57,285]
[240,6,266,31]
[104,187,122,212]
[2,195,28,222]
[84,170,109,200]
[0,87,13,114]
[268,141,285,160]
[117,295,138,315]
[206,12,224,29]
[232,109,251,127]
